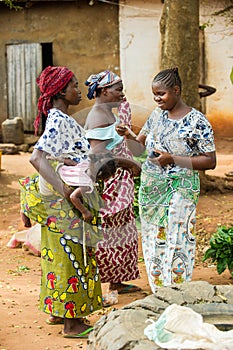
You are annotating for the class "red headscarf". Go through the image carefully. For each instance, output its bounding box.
[34,66,74,134]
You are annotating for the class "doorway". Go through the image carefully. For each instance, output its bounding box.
[6,42,53,133]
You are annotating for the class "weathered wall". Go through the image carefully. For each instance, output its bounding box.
[1,0,232,139]
[0,1,119,138]
[200,1,233,137]
[119,0,161,129]
[119,0,233,137]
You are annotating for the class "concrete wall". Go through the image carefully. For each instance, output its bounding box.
[1,0,232,139]
[200,2,233,137]
[0,1,119,138]
[119,0,233,137]
[119,0,161,129]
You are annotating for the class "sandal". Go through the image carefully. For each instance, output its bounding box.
[62,326,93,338]
[225,172,233,178]
[118,284,142,294]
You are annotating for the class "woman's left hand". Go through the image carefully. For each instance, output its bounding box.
[148,150,174,167]
[130,163,141,177]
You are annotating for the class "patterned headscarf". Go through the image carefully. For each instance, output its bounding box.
[34,66,74,134]
[85,70,121,100]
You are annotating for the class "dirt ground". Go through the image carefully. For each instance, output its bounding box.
[0,138,233,350]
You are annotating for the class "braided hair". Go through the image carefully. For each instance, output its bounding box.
[152,67,182,91]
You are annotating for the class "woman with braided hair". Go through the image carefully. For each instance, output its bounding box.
[19,66,103,338]
[135,67,216,293]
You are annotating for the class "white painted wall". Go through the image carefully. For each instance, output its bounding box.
[200,2,233,136]
[119,0,233,136]
[119,0,162,128]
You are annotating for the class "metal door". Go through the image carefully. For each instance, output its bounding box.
[6,43,42,132]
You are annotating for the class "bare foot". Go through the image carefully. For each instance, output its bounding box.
[46,315,64,325]
[63,318,92,335]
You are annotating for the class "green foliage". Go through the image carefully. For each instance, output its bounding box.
[133,176,140,219]
[2,0,22,10]
[200,0,233,29]
[133,151,147,165]
[199,20,213,30]
[133,151,147,219]
[230,67,233,84]
[203,226,233,276]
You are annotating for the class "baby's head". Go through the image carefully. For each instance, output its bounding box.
[88,153,116,182]
[96,159,116,181]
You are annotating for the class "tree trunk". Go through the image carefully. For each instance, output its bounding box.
[160,0,200,109]
[159,0,232,194]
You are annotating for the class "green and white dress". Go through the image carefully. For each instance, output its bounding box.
[139,108,215,293]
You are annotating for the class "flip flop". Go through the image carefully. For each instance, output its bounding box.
[118,284,142,294]
[225,172,233,177]
[46,317,64,325]
[62,326,93,338]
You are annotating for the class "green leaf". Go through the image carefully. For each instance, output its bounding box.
[203,225,233,274]
[18,265,30,272]
[217,261,227,275]
[230,67,233,85]
[203,248,217,261]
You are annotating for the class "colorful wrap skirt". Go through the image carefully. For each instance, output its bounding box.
[139,164,200,293]
[19,173,103,318]
[95,165,140,284]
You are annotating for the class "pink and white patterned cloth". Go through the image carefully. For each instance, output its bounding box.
[57,160,94,192]
[94,100,140,283]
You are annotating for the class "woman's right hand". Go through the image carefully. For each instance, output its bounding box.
[116,123,129,136]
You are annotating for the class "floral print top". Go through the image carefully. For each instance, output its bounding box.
[35,108,90,163]
[140,107,215,175]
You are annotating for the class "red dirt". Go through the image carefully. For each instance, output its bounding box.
[0,139,232,350]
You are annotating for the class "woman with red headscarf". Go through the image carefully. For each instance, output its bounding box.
[19,66,102,338]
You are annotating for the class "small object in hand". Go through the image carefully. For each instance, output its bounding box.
[149,150,160,158]
[118,125,137,138]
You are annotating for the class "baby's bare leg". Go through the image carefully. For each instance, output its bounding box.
[69,188,83,209]
[70,188,93,222]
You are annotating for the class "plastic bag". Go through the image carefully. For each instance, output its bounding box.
[7,224,41,256]
[144,304,233,349]
[102,290,118,307]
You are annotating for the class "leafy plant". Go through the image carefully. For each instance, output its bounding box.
[203,226,233,277]
[3,0,22,10]
[230,66,233,84]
